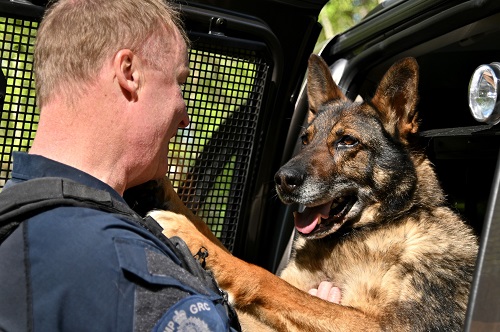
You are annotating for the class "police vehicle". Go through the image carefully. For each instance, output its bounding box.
[0,0,498,329]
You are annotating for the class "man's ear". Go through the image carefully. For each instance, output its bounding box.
[114,49,141,102]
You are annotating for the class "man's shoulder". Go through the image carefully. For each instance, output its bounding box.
[24,206,172,283]
[0,175,144,242]
[27,206,151,245]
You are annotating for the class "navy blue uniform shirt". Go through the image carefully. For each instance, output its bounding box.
[0,152,233,332]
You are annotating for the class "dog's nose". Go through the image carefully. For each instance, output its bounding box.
[275,168,305,193]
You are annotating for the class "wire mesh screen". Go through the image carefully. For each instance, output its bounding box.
[0,17,38,188]
[169,44,268,251]
[0,14,269,251]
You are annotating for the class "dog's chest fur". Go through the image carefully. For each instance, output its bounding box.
[280,206,477,321]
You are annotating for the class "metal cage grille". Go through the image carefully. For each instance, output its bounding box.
[171,44,268,251]
[0,17,38,187]
[0,14,269,252]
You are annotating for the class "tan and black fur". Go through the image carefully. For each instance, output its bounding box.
[149,54,478,331]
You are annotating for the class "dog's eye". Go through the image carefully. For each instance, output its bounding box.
[337,135,358,148]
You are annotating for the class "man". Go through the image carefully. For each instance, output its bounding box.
[0,0,239,330]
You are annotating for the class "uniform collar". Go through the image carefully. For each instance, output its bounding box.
[10,151,125,203]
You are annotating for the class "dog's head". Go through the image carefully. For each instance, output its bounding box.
[275,54,420,239]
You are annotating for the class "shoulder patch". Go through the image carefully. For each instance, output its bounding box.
[153,295,228,332]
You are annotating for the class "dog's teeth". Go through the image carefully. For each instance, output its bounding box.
[298,204,306,213]
[330,198,343,210]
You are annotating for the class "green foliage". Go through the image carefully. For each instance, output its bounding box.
[316,0,381,49]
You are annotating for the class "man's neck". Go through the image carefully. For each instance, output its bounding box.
[29,101,129,195]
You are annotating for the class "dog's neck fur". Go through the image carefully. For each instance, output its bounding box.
[410,151,446,208]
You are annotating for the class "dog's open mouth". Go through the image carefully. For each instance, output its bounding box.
[293,196,356,236]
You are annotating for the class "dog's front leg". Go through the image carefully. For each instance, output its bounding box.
[157,177,229,252]
[152,210,381,332]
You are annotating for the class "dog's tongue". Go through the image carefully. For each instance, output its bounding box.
[294,202,331,234]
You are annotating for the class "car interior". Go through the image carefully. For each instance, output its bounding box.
[0,0,498,329]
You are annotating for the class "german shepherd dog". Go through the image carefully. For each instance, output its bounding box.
[147,54,478,331]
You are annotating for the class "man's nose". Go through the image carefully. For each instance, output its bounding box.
[179,105,190,128]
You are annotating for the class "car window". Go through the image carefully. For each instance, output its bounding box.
[316,0,388,50]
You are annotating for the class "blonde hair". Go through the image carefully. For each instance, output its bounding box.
[34,0,188,107]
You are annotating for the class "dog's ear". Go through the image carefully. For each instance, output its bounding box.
[307,54,347,123]
[370,57,419,142]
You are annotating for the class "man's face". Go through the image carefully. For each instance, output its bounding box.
[127,29,190,188]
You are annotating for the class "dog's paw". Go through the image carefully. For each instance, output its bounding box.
[148,210,208,254]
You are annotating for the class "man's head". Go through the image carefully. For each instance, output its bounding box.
[31,0,191,194]
[34,0,188,108]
